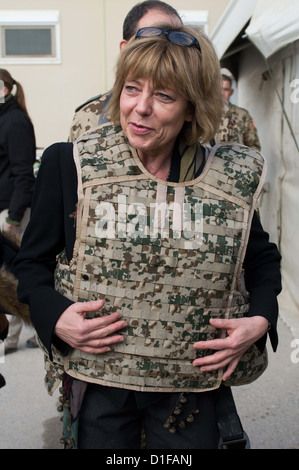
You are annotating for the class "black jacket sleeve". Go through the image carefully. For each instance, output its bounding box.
[243,212,281,351]
[14,142,77,356]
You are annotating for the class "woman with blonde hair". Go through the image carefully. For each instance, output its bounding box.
[15,25,281,448]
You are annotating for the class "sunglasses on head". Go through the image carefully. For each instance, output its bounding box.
[135,27,201,51]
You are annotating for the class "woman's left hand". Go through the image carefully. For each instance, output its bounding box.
[193,316,269,381]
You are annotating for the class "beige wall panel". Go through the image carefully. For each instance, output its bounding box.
[0,0,105,148]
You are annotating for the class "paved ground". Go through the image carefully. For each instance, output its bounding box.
[0,315,298,449]
[233,316,299,449]
[0,326,63,450]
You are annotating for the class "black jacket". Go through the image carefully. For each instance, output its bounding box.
[0,96,36,222]
[15,142,281,360]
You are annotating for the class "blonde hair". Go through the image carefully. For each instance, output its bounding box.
[108,24,223,145]
[0,68,31,119]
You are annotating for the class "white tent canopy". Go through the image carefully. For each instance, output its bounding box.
[211,0,299,60]
[211,0,299,337]
[211,0,257,59]
[246,0,299,58]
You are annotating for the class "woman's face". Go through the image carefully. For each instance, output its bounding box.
[120,77,192,160]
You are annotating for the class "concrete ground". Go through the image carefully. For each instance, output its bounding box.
[0,315,298,449]
[0,325,63,449]
[233,316,299,449]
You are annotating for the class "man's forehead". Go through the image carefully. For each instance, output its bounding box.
[222,80,232,90]
[137,10,182,30]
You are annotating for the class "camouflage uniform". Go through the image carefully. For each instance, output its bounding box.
[228,103,261,151]
[69,92,111,141]
[48,124,267,395]
[214,102,239,144]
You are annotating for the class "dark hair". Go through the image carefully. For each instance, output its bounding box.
[123,1,182,41]
[0,68,31,118]
[222,74,233,86]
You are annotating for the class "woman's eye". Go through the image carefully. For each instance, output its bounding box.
[125,85,138,94]
[156,92,174,102]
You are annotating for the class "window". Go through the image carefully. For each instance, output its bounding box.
[4,27,54,57]
[179,10,209,34]
[0,10,60,64]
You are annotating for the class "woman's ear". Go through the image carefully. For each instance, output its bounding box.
[119,39,128,51]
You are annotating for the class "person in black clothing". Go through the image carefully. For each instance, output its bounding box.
[0,68,35,232]
[15,26,281,449]
[0,68,36,351]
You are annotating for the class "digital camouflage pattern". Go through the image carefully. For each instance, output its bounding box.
[228,103,261,151]
[69,93,238,144]
[214,102,239,144]
[47,124,268,393]
[69,92,111,141]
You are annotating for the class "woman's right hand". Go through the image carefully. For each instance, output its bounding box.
[54,299,127,354]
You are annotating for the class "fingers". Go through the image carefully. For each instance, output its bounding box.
[55,300,128,353]
[193,338,228,351]
[72,300,127,336]
[80,317,127,347]
[75,310,127,351]
[193,347,240,368]
[72,299,105,316]
[192,317,248,379]
[81,311,127,335]
[193,340,248,381]
[222,358,240,381]
[77,331,125,355]
[193,347,244,380]
[209,317,240,332]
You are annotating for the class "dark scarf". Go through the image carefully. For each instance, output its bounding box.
[168,137,206,183]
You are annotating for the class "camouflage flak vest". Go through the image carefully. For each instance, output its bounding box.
[53,124,267,392]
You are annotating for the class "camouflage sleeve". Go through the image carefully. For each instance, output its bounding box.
[214,102,239,143]
[68,93,110,141]
[242,110,261,151]
[244,211,281,351]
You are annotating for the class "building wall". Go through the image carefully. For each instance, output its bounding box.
[0,0,229,149]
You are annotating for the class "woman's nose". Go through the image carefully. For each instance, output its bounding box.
[135,92,152,115]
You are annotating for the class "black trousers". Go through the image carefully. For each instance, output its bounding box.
[78,384,219,449]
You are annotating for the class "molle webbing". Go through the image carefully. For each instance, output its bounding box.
[54,125,266,392]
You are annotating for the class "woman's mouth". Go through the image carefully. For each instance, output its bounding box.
[129,122,153,135]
